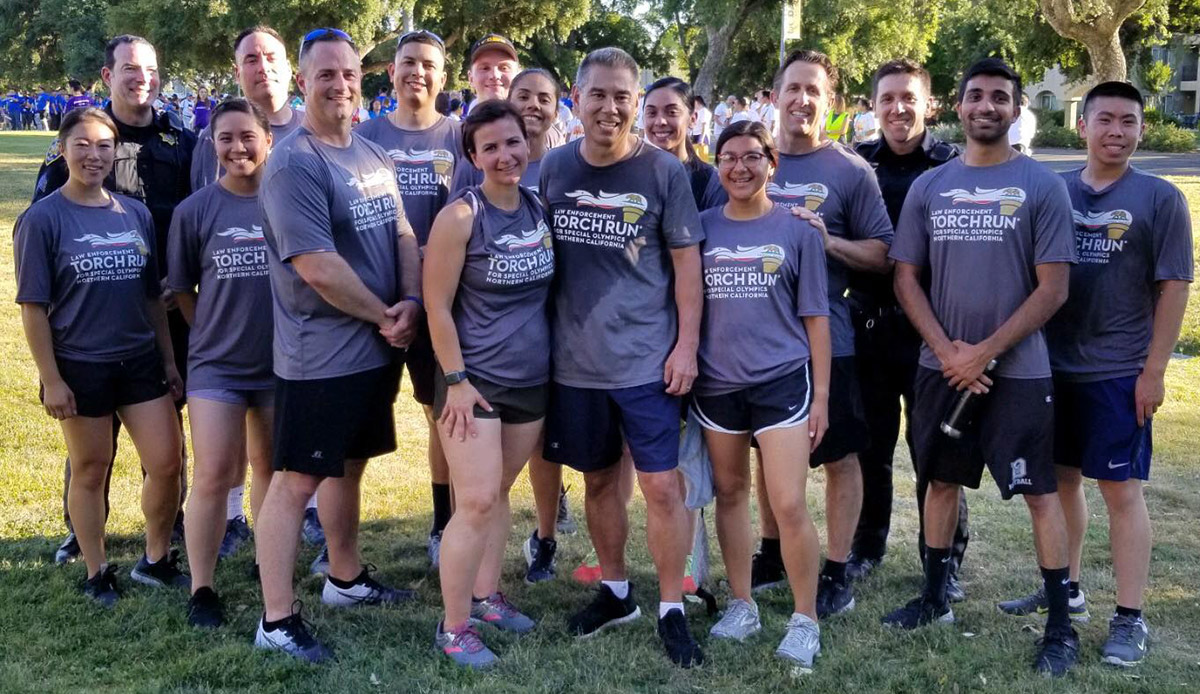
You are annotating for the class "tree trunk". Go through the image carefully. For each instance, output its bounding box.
[1087,30,1127,83]
[693,0,763,105]
[1040,0,1145,83]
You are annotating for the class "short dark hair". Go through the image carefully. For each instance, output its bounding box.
[210,97,271,134]
[461,99,527,157]
[1082,80,1144,119]
[774,49,839,93]
[59,106,118,140]
[395,30,445,58]
[104,35,154,71]
[233,26,286,56]
[645,76,694,112]
[872,59,930,99]
[511,68,561,100]
[715,120,778,167]
[735,95,748,107]
[957,57,1022,104]
[68,80,83,92]
[298,28,358,67]
[576,47,639,89]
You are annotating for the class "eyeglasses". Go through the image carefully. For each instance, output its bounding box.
[398,30,445,50]
[716,151,769,167]
[299,27,353,57]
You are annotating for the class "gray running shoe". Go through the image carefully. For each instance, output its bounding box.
[309,545,330,576]
[218,516,251,559]
[131,549,190,588]
[254,606,332,663]
[523,530,557,584]
[55,532,81,565]
[436,621,498,669]
[301,507,325,546]
[321,566,416,607]
[428,533,442,570]
[776,613,821,668]
[556,485,577,535]
[471,592,536,633]
[1102,614,1149,667]
[709,598,762,642]
[997,587,1090,622]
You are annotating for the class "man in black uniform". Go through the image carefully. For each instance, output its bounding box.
[846,60,969,597]
[35,35,196,564]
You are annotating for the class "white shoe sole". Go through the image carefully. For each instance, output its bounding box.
[710,623,762,642]
[1102,654,1142,668]
[523,538,536,568]
[576,606,642,640]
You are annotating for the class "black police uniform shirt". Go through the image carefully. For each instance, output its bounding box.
[851,131,957,306]
[33,104,197,282]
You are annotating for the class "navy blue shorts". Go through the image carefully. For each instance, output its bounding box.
[1054,375,1151,481]
[543,381,680,473]
[692,363,811,438]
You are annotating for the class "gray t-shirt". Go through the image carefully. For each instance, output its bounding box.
[259,127,412,380]
[354,115,463,246]
[540,138,704,388]
[692,162,729,212]
[890,155,1077,379]
[167,183,273,390]
[1048,167,1194,381]
[697,204,829,395]
[451,186,554,386]
[189,108,304,191]
[767,142,893,357]
[14,191,159,361]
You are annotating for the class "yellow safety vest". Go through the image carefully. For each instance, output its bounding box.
[825,111,850,141]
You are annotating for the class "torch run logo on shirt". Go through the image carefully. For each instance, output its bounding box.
[566,190,649,223]
[387,148,454,176]
[217,225,265,243]
[345,168,395,192]
[497,221,553,251]
[705,244,786,274]
[767,182,828,211]
[74,230,148,256]
[940,187,1027,216]
[1073,209,1133,240]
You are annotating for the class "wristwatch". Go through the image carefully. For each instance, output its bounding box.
[443,370,469,386]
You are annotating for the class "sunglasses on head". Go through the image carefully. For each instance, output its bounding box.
[398,30,445,50]
[299,27,353,55]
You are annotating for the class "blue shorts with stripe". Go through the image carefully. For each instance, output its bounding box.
[692,363,811,439]
[1054,374,1151,481]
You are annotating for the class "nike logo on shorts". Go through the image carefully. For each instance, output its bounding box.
[1107,460,1130,469]
[788,404,800,412]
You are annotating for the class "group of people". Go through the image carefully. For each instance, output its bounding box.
[2,82,96,131]
[13,21,1190,680]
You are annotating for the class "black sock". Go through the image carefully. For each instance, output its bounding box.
[1068,580,1080,600]
[431,483,451,536]
[760,537,781,563]
[328,567,367,589]
[1115,605,1142,620]
[262,614,291,631]
[1041,565,1071,632]
[923,547,952,606]
[821,559,847,584]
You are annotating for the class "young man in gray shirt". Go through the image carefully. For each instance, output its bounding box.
[884,58,1080,677]
[252,30,422,663]
[998,81,1193,668]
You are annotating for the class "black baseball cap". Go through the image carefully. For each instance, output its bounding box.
[469,34,518,65]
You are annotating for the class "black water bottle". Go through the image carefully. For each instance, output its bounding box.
[940,359,999,439]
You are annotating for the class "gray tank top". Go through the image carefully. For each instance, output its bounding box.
[452,185,554,386]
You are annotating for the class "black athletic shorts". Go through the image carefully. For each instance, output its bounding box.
[49,349,169,418]
[692,363,811,437]
[911,367,1056,499]
[809,356,870,467]
[402,322,437,406]
[272,363,400,477]
[433,373,547,424]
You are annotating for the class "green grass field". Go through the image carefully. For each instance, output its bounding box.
[1,131,1198,693]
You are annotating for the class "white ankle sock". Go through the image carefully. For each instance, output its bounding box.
[601,579,629,600]
[659,601,685,618]
[306,494,318,510]
[226,485,245,520]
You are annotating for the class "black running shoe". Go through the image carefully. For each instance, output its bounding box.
[1035,626,1079,678]
[567,583,641,638]
[816,575,855,618]
[524,530,557,584]
[946,573,967,603]
[55,532,81,565]
[131,549,190,588]
[750,551,786,593]
[218,516,251,559]
[82,564,121,608]
[881,596,954,630]
[845,552,881,582]
[188,586,224,628]
[657,608,705,668]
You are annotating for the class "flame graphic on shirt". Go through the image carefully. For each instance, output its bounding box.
[387,148,454,176]
[705,244,786,274]
[566,190,649,223]
[940,187,1027,216]
[345,168,395,191]
[1073,209,1133,240]
[217,225,265,243]
[74,230,148,256]
[767,182,829,211]
[496,221,553,251]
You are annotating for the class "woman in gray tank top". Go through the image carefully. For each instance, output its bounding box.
[423,100,553,668]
